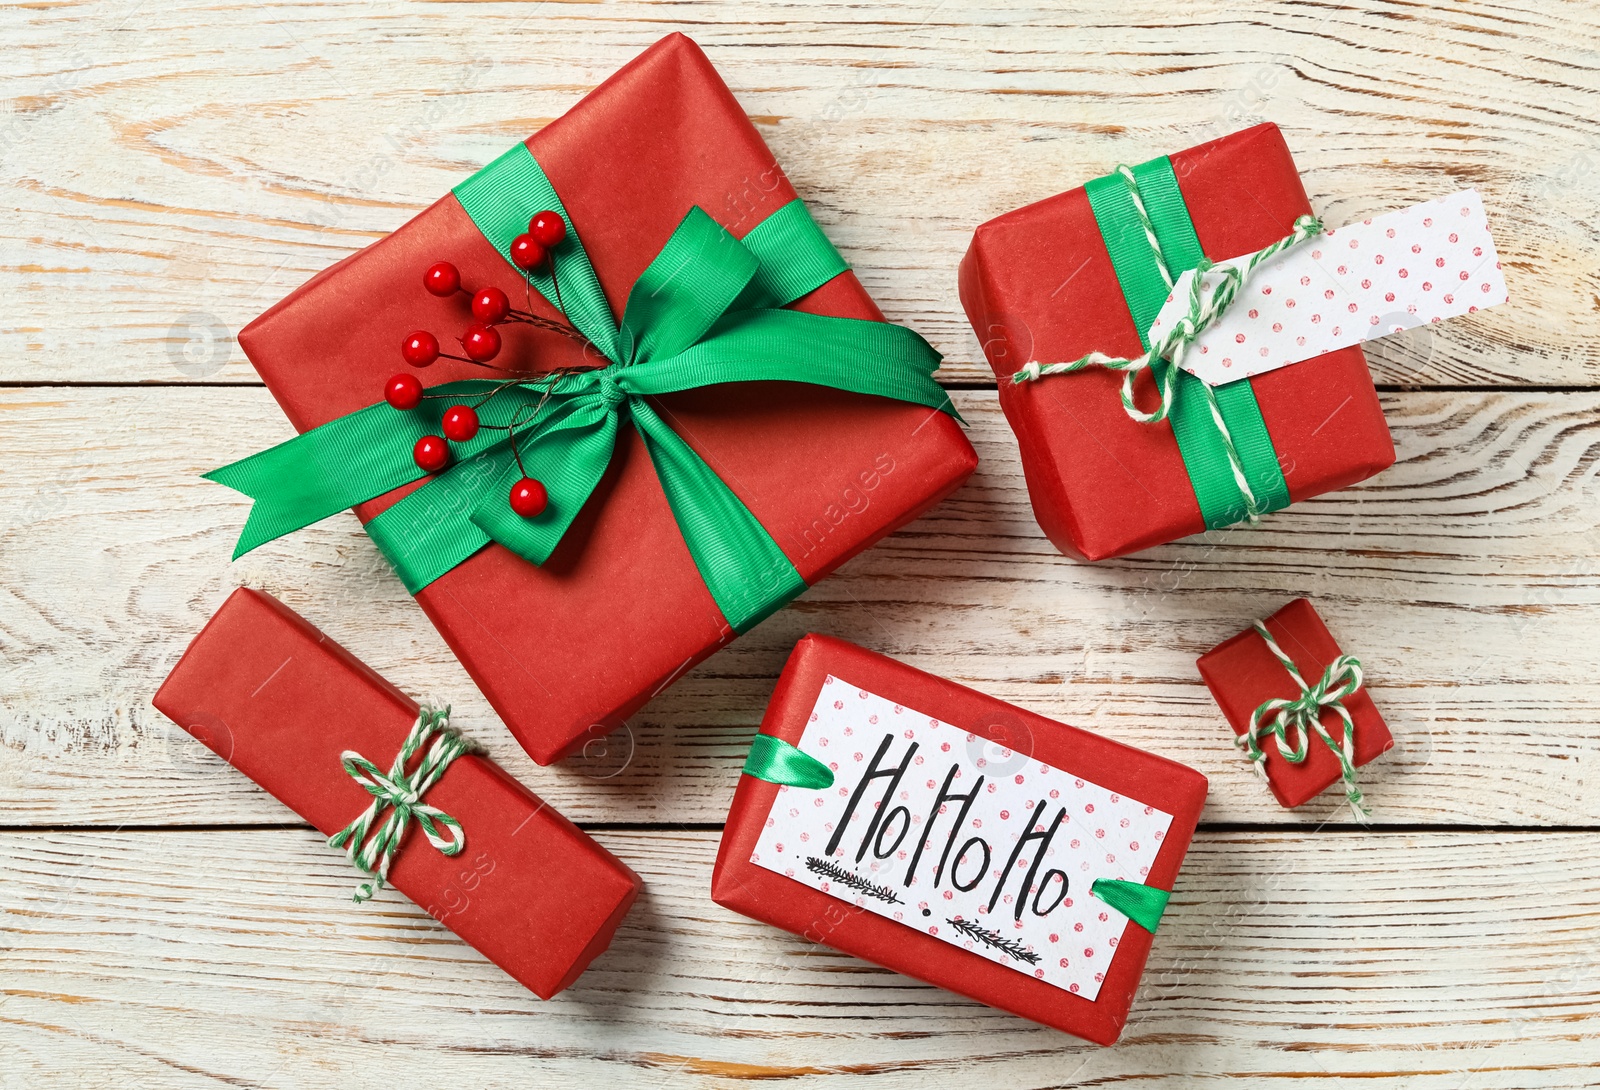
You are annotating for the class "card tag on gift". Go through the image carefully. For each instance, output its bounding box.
[749,676,1173,1001]
[1150,189,1507,386]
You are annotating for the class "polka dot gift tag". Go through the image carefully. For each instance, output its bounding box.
[748,674,1173,1002]
[1149,188,1508,387]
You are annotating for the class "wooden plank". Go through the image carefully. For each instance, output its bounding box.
[0,828,1596,1087]
[0,0,1588,386]
[2,385,1596,827]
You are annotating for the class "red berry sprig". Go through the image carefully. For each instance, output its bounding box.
[395,216,585,498]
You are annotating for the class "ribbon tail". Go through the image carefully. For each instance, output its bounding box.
[1090,877,1171,934]
[206,401,435,559]
[628,398,805,634]
[743,734,834,789]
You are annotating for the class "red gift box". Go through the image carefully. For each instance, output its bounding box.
[152,587,641,999]
[236,33,977,764]
[959,123,1394,561]
[712,634,1208,1045]
[1197,597,1392,810]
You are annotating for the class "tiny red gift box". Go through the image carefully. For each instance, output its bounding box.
[1197,597,1392,810]
[152,588,641,1000]
[712,634,1208,1045]
[958,123,1394,561]
[237,34,976,764]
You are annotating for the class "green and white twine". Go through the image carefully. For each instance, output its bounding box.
[327,705,474,903]
[1013,164,1321,524]
[1239,622,1370,822]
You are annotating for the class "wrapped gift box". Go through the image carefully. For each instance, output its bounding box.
[152,588,641,999]
[712,634,1208,1045]
[959,123,1394,560]
[1198,597,1392,810]
[235,33,977,763]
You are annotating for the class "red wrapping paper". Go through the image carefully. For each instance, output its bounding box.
[152,588,641,999]
[959,123,1394,561]
[237,33,977,764]
[1197,597,1392,810]
[712,634,1208,1045]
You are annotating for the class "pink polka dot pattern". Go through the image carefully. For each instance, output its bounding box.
[747,674,1175,1002]
[1145,189,1507,388]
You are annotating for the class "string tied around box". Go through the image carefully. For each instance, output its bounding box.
[1013,163,1320,525]
[1238,622,1370,823]
[328,705,475,902]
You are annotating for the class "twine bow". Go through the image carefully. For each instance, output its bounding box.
[1238,622,1370,822]
[327,706,474,902]
[1013,163,1320,524]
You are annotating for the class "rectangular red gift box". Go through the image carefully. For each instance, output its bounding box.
[152,587,641,999]
[1197,597,1392,810]
[958,123,1394,561]
[237,33,977,764]
[712,634,1208,1045]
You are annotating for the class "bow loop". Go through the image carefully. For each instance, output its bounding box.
[327,706,473,903]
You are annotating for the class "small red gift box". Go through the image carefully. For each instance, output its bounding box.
[712,634,1208,1045]
[1197,597,1392,811]
[152,588,641,1000]
[958,123,1394,561]
[235,33,976,764]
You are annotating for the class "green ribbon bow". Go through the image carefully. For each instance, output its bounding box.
[209,143,957,633]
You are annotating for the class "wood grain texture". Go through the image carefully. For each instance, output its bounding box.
[2,385,1596,827]
[1,828,1597,1088]
[0,0,1590,386]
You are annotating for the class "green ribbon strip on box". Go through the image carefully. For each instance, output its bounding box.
[1083,156,1291,529]
[209,143,957,633]
[741,734,835,789]
[1089,877,1170,934]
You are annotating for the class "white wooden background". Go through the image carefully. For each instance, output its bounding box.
[3,1,1598,1086]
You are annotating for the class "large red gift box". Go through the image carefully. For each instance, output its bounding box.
[236,33,977,764]
[1198,597,1392,810]
[152,588,641,1000]
[958,123,1394,561]
[712,634,1208,1044]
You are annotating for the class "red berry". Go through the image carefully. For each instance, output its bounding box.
[471,286,510,324]
[509,477,548,518]
[461,324,501,362]
[402,330,439,367]
[442,404,479,442]
[509,233,546,270]
[528,211,566,249]
[413,435,450,473]
[424,261,461,297]
[385,373,423,410]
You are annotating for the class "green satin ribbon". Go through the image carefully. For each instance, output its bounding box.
[1090,877,1170,934]
[1084,156,1291,529]
[741,734,835,789]
[209,143,956,633]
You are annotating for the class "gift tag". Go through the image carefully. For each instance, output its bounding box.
[749,676,1173,1001]
[1150,189,1507,386]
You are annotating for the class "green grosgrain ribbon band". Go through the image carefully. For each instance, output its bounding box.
[209,143,956,633]
[741,734,835,789]
[1084,157,1291,530]
[1089,877,1170,934]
